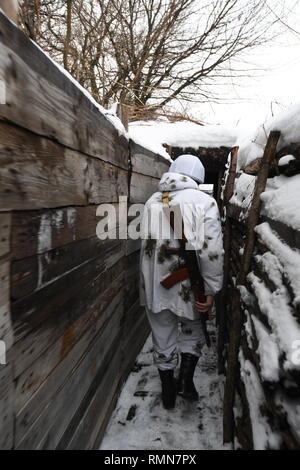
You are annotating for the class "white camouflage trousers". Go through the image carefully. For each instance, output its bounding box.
[146,308,205,371]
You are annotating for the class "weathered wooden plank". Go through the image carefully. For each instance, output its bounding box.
[0,215,13,352]
[120,305,150,384]
[86,156,128,205]
[0,122,128,211]
[0,260,13,348]
[15,287,124,445]
[58,345,121,450]
[262,216,300,251]
[0,123,86,211]
[14,277,123,411]
[12,243,125,373]
[62,306,149,450]
[11,205,120,261]
[91,383,121,450]
[0,210,13,449]
[130,172,160,204]
[130,140,169,179]
[0,15,128,169]
[125,238,141,256]
[16,303,124,449]
[123,252,140,312]
[11,235,123,300]
[0,357,14,449]
[0,212,11,259]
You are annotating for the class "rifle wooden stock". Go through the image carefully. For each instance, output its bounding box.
[160,268,189,289]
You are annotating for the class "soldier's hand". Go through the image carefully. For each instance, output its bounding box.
[195,295,214,320]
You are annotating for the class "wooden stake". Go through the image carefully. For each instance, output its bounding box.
[223,146,239,207]
[223,131,281,444]
[217,146,239,374]
[117,103,129,132]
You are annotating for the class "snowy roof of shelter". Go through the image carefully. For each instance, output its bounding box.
[235,100,300,171]
[129,119,238,159]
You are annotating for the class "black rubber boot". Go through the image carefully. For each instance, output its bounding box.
[158,369,176,410]
[177,353,199,401]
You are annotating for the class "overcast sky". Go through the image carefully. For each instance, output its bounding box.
[191,0,300,129]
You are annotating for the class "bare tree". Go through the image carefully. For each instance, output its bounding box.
[19,0,41,39]
[19,0,286,112]
[63,0,73,70]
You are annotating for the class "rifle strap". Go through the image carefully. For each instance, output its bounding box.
[162,191,170,206]
[162,191,187,244]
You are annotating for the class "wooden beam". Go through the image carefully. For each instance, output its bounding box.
[0,122,128,211]
[223,146,239,207]
[217,147,239,374]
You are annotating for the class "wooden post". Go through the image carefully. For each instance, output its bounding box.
[216,169,224,209]
[217,146,239,374]
[0,0,19,24]
[223,131,281,444]
[223,146,239,208]
[117,103,129,132]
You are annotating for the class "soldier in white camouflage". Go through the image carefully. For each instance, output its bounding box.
[140,155,224,409]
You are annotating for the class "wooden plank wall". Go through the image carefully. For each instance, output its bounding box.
[224,201,300,449]
[0,12,169,449]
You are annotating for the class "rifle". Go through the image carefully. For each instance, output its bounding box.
[160,192,211,348]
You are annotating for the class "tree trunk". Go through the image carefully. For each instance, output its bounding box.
[63,0,73,71]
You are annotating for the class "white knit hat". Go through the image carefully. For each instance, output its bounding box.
[169,154,205,184]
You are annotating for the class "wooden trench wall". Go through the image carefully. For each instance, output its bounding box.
[221,145,300,449]
[0,13,169,449]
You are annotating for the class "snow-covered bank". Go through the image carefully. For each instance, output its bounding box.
[229,102,300,231]
[100,333,229,451]
[225,100,300,449]
[236,100,300,171]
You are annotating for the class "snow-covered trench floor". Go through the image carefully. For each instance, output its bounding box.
[100,325,229,450]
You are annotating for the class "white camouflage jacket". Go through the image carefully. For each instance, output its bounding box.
[140,172,224,320]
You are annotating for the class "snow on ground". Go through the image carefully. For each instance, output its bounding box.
[129,119,238,159]
[100,328,229,451]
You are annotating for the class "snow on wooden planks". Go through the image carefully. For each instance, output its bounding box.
[0,11,169,449]
[225,200,300,450]
[0,13,128,170]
